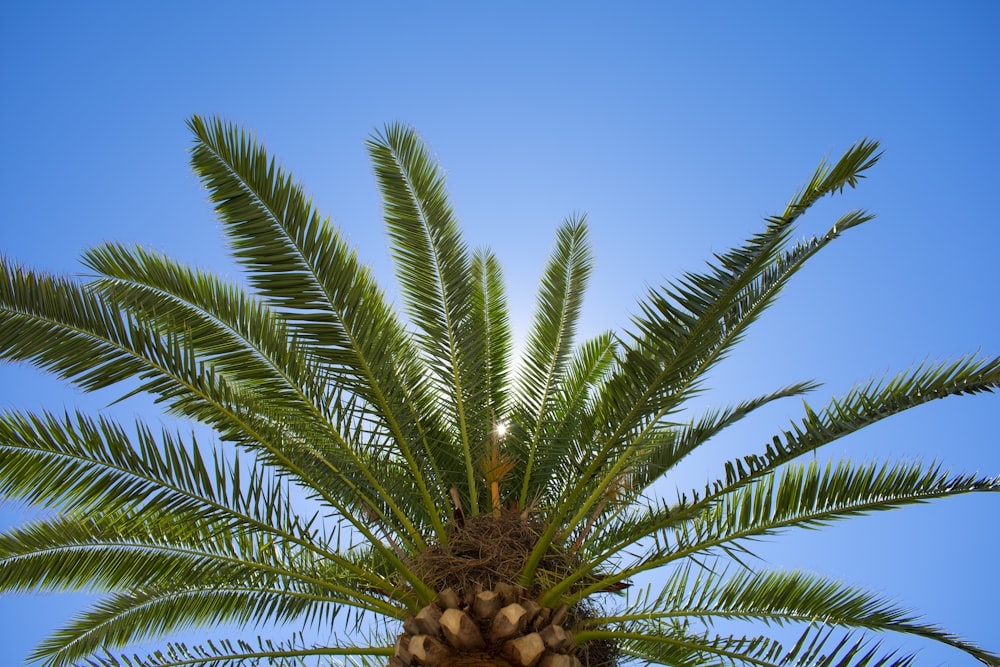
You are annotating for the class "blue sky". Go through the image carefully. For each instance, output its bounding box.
[1,2,998,665]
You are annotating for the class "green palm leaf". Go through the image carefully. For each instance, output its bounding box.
[529,330,618,505]
[513,215,594,506]
[0,405,421,597]
[366,122,486,514]
[35,586,345,667]
[616,626,917,667]
[0,508,395,612]
[561,457,999,605]
[585,565,997,665]
[625,380,822,496]
[83,243,329,415]
[569,209,876,521]
[75,636,392,667]
[470,248,513,424]
[539,356,1000,603]
[84,243,447,546]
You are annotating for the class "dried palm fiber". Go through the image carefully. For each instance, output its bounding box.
[392,508,620,667]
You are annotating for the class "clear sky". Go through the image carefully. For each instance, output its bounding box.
[1,2,998,665]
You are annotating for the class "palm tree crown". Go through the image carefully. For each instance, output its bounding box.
[1,117,997,667]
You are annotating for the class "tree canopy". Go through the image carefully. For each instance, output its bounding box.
[0,117,997,667]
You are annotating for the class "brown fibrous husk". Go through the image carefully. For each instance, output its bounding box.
[412,507,576,600]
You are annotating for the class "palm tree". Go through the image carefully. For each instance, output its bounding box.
[1,116,997,667]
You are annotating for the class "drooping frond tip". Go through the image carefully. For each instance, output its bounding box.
[779,138,882,224]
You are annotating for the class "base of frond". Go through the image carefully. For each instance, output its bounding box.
[392,585,580,667]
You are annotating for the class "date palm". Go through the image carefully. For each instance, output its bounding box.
[1,117,997,667]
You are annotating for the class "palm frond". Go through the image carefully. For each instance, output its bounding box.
[83,243,449,543]
[1,184,435,597]
[586,565,998,666]
[566,458,998,603]
[366,122,484,514]
[527,331,618,505]
[71,635,391,667]
[626,380,822,496]
[563,354,1000,580]
[714,355,1000,496]
[0,258,173,395]
[0,409,405,596]
[0,508,399,617]
[668,459,998,568]
[575,207,876,506]
[512,215,594,507]
[613,625,914,667]
[596,139,878,450]
[34,584,351,667]
[83,243,330,417]
[470,247,513,424]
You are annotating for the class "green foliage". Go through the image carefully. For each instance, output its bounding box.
[0,118,997,666]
